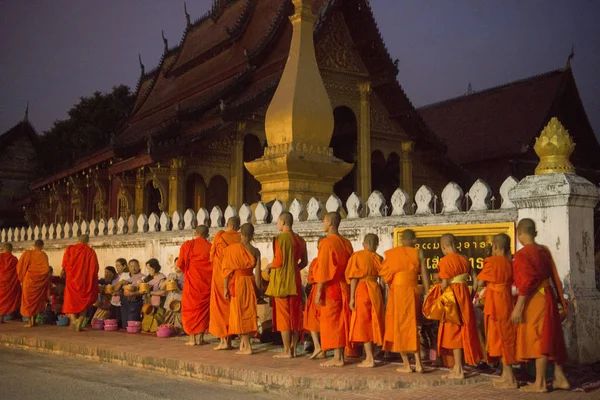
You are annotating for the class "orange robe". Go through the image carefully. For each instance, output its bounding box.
[380,246,422,353]
[17,249,50,317]
[478,256,517,364]
[223,243,257,335]
[0,252,21,315]
[513,244,567,364]
[437,253,482,366]
[269,232,305,332]
[209,229,241,338]
[61,243,100,314]
[345,250,384,345]
[177,237,212,335]
[315,234,353,351]
[303,258,320,332]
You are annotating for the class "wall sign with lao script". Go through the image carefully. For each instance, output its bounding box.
[392,222,515,285]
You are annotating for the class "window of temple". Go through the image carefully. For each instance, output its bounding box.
[206,175,228,213]
[243,134,263,205]
[71,198,81,223]
[185,173,206,212]
[117,194,130,219]
[331,106,358,203]
[144,181,162,216]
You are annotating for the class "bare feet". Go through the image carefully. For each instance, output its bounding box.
[493,378,518,389]
[552,376,571,390]
[320,358,344,367]
[236,348,253,355]
[214,343,232,350]
[309,349,323,360]
[274,352,293,359]
[441,370,465,380]
[520,382,548,393]
[396,365,414,373]
[185,340,196,346]
[357,359,375,368]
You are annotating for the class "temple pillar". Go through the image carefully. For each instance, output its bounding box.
[358,82,372,204]
[400,140,415,197]
[134,167,145,215]
[509,117,600,363]
[229,124,245,208]
[245,0,352,206]
[168,157,185,215]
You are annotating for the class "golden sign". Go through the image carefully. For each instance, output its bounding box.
[393,222,515,285]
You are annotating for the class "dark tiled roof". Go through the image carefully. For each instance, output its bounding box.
[419,69,567,165]
[0,120,39,148]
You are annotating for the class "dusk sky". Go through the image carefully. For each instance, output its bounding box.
[1,0,599,138]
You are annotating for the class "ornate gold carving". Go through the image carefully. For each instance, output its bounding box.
[534,117,576,175]
[315,13,368,76]
[370,94,402,134]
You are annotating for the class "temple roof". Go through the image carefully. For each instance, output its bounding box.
[0,120,39,149]
[419,67,600,168]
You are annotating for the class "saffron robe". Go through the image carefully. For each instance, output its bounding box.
[437,253,482,366]
[62,243,100,314]
[177,237,212,335]
[268,232,305,332]
[17,249,50,317]
[513,244,567,364]
[303,258,320,332]
[223,243,257,335]
[315,234,353,351]
[0,252,20,315]
[380,246,422,353]
[345,250,384,345]
[208,229,241,338]
[478,256,517,365]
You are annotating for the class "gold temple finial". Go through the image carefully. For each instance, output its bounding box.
[162,30,169,53]
[184,2,191,27]
[534,117,576,175]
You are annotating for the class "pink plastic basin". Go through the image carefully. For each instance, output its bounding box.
[126,326,141,333]
[104,325,119,331]
[127,321,141,327]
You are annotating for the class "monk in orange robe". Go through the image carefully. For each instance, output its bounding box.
[17,240,50,327]
[265,211,308,359]
[315,212,354,367]
[346,233,384,368]
[223,223,261,355]
[177,225,212,346]
[381,229,430,373]
[434,233,482,379]
[209,216,241,350]
[304,238,323,359]
[511,219,570,392]
[0,243,21,322]
[477,233,517,388]
[62,234,100,331]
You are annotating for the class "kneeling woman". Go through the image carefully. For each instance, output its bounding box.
[141,259,167,333]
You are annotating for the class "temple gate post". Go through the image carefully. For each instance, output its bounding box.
[168,157,185,215]
[509,117,600,363]
[134,167,145,216]
[229,123,245,208]
[358,82,372,204]
[400,140,415,198]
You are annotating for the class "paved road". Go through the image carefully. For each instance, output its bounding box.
[0,347,277,400]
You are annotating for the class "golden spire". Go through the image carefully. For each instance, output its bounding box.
[264,0,334,148]
[534,117,576,175]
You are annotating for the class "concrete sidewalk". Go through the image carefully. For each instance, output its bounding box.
[0,322,597,399]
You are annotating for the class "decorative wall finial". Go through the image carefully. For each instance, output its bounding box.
[184,2,191,27]
[162,30,169,53]
[138,54,145,75]
[566,44,575,69]
[534,117,576,175]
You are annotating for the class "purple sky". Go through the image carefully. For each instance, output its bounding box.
[1,1,599,139]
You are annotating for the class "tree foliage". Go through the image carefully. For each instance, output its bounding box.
[36,85,135,178]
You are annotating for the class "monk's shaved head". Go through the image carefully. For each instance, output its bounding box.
[402,229,416,241]
[227,216,241,231]
[79,234,90,244]
[195,225,209,238]
[440,233,456,247]
[325,212,342,229]
[363,233,379,252]
[279,211,293,228]
[34,240,44,250]
[2,243,12,252]
[493,233,512,255]
[517,218,537,237]
[240,223,254,239]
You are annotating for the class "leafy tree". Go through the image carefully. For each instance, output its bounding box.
[36,85,135,177]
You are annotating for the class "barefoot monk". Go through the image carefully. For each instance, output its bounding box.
[0,243,20,322]
[17,240,50,327]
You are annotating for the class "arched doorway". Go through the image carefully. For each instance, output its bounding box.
[206,175,228,212]
[383,152,400,202]
[185,173,206,211]
[145,181,162,216]
[331,106,357,203]
[371,150,386,196]
[243,134,263,205]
